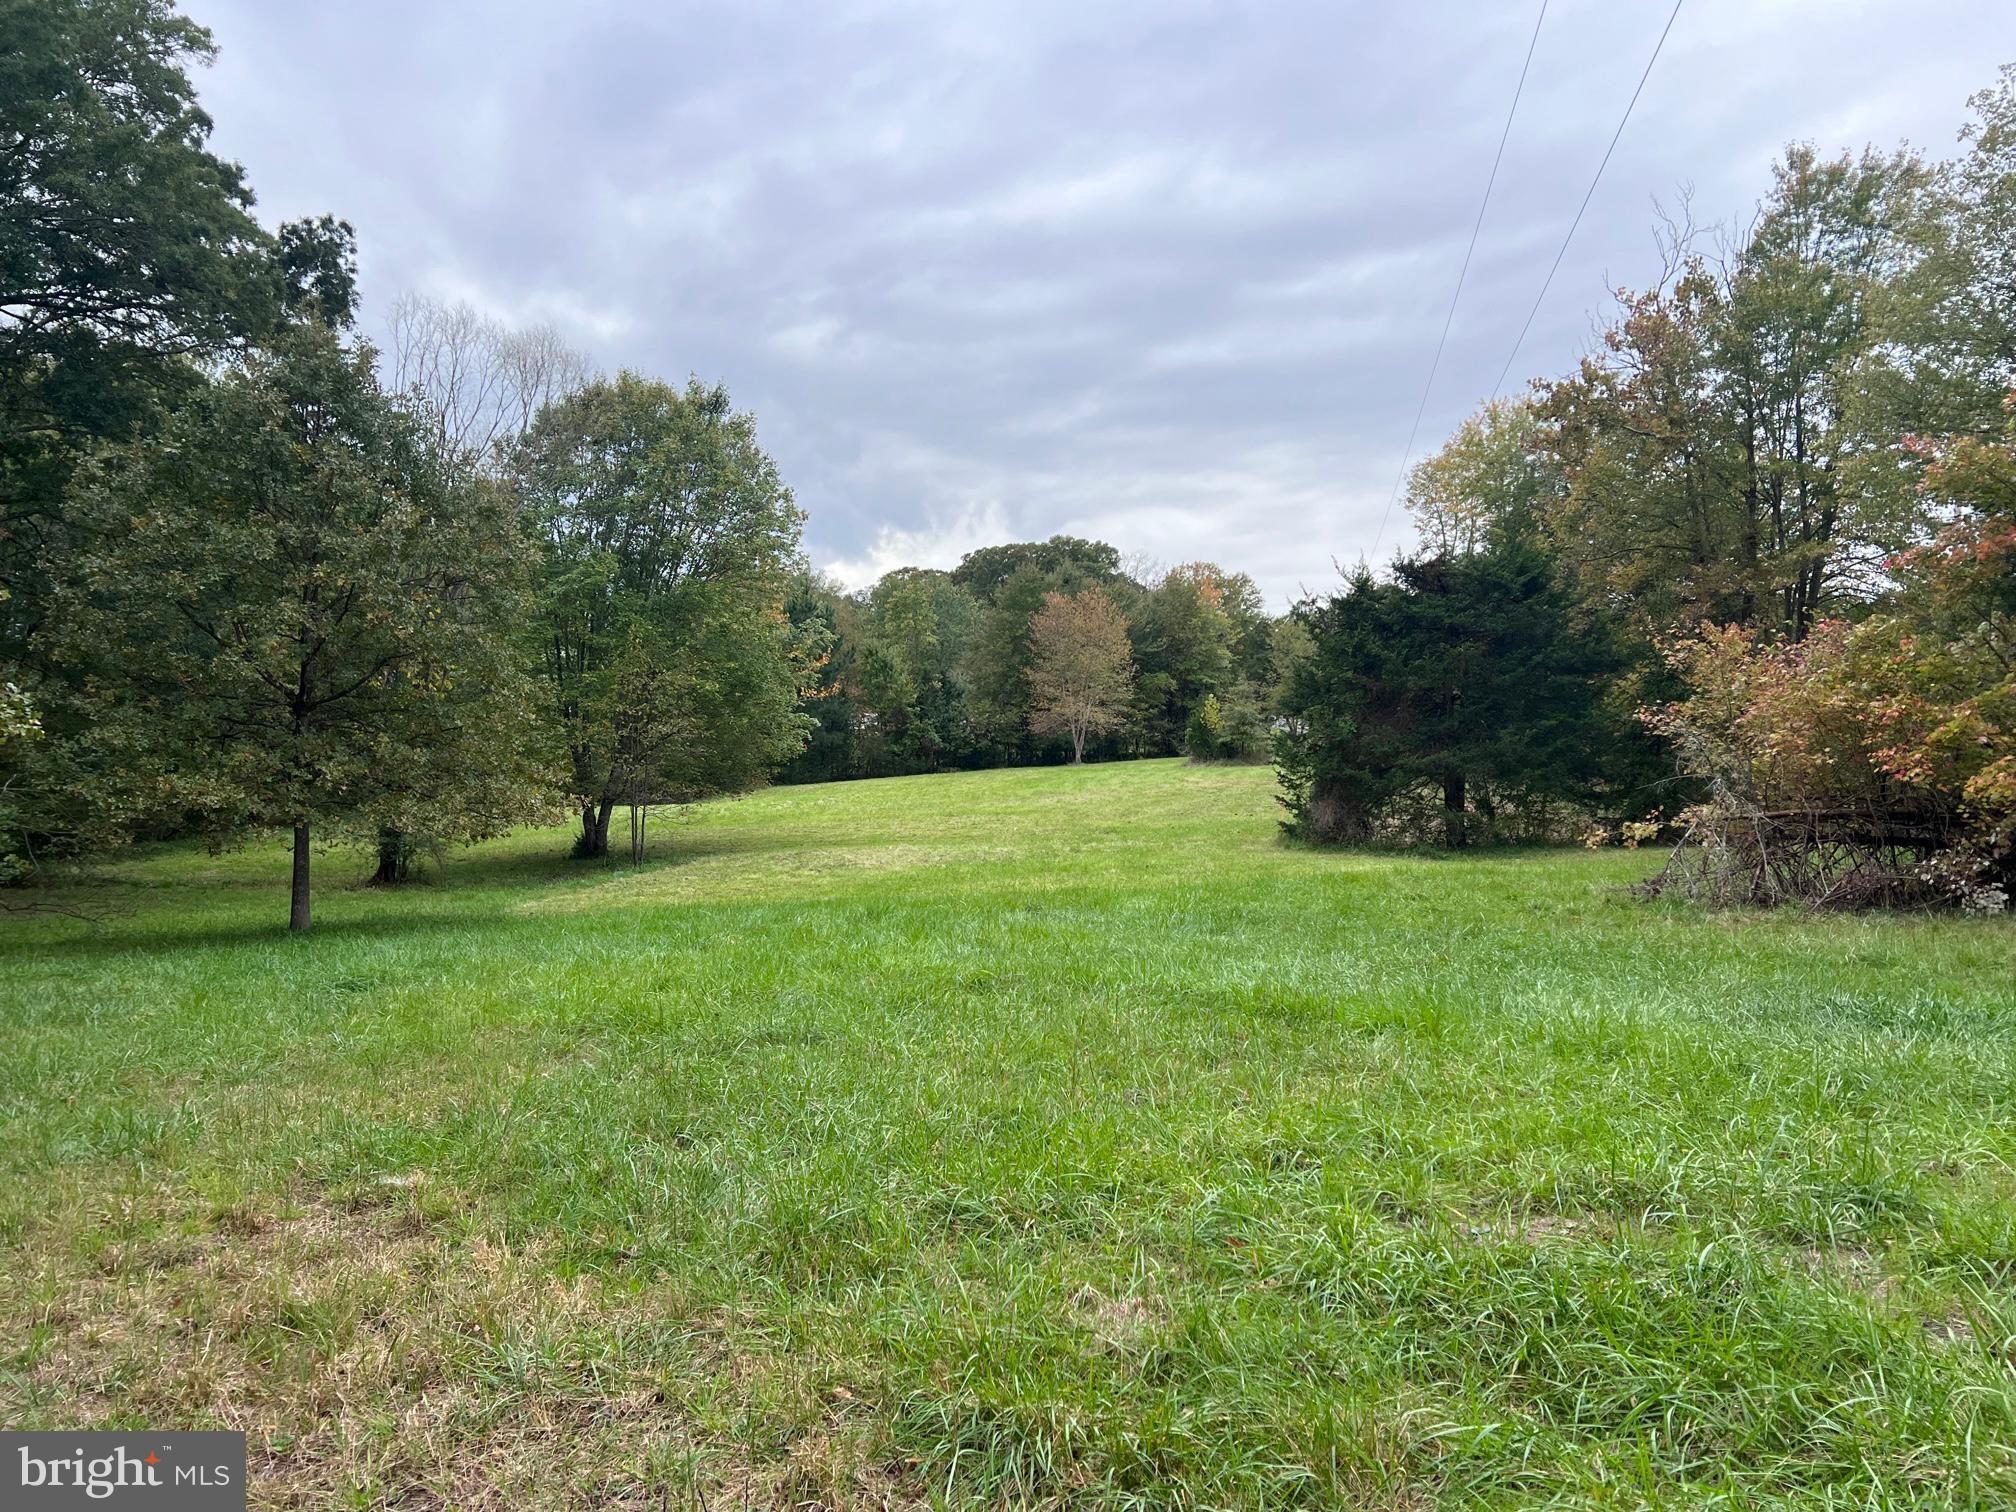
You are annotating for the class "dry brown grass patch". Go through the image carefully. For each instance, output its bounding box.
[0,1186,921,1510]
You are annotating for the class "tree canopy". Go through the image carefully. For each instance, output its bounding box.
[513,372,818,857]
[55,325,549,927]
[1027,589,1135,764]
[1,0,279,650]
[1278,539,1635,847]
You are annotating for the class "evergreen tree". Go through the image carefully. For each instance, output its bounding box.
[1278,540,1640,847]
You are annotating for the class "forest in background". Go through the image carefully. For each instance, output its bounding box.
[779,544,1298,781]
[1,0,2010,921]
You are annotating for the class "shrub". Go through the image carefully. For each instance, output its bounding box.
[1642,404,2014,912]
[1184,693,1225,760]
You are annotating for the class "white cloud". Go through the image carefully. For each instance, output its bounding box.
[819,500,1014,590]
[190,0,2016,612]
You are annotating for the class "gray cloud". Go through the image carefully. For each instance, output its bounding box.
[191,0,2016,606]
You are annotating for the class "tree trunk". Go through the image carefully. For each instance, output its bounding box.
[1306,778,1372,844]
[1739,410,1760,625]
[576,799,614,859]
[1070,726,1085,764]
[289,822,312,932]
[373,827,410,886]
[1442,774,1467,850]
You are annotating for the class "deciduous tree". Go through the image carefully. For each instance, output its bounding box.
[1027,589,1134,764]
[1,0,281,659]
[57,325,549,929]
[385,292,590,477]
[1535,147,1936,642]
[514,373,817,857]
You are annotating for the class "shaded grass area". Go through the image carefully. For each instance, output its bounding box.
[2,759,2013,1507]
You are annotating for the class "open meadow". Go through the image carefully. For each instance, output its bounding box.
[2,759,2014,1508]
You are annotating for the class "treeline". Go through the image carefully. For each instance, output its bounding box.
[4,0,1311,938]
[8,0,2009,922]
[1,1,821,928]
[779,542,1308,781]
[1282,68,2016,909]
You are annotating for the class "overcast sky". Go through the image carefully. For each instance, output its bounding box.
[190,0,2015,606]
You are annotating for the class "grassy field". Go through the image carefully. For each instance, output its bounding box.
[2,759,2013,1509]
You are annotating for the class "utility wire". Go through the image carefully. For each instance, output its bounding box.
[1368,0,1549,562]
[1488,0,1685,401]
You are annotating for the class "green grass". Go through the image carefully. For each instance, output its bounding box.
[2,758,2013,1508]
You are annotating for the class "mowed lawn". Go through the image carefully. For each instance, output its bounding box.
[2,761,2014,1509]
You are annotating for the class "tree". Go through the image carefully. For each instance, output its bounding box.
[1,3,374,893]
[1,0,277,654]
[1127,568,1236,753]
[365,292,589,880]
[1277,541,1639,848]
[55,324,548,929]
[1186,683,1268,762]
[1406,400,1557,557]
[385,292,589,477]
[851,568,977,772]
[276,213,360,329]
[951,536,1123,603]
[1534,147,1936,643]
[1027,589,1134,763]
[515,373,816,858]
[776,569,858,783]
[0,658,40,889]
[1643,393,2016,910]
[961,564,1053,752]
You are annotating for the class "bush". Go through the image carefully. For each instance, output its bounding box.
[1642,397,2015,912]
[1642,612,2014,911]
[1185,685,1269,763]
[1184,693,1225,760]
[1643,617,2011,911]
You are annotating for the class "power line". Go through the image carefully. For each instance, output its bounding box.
[1488,0,1685,401]
[1368,0,1549,563]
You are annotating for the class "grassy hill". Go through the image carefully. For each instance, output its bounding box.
[3,759,2013,1507]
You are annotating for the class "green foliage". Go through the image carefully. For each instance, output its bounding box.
[52,324,549,926]
[1278,541,1642,847]
[960,563,1054,751]
[1184,692,1225,760]
[783,548,1300,777]
[777,569,858,783]
[1405,399,1556,556]
[0,0,277,649]
[513,373,817,856]
[1127,568,1237,753]
[1505,66,2016,910]
[0,668,40,886]
[275,214,360,328]
[853,568,978,771]
[1187,682,1269,762]
[948,535,1122,603]
[1534,145,1939,642]
[1644,402,2016,911]
[0,0,376,890]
